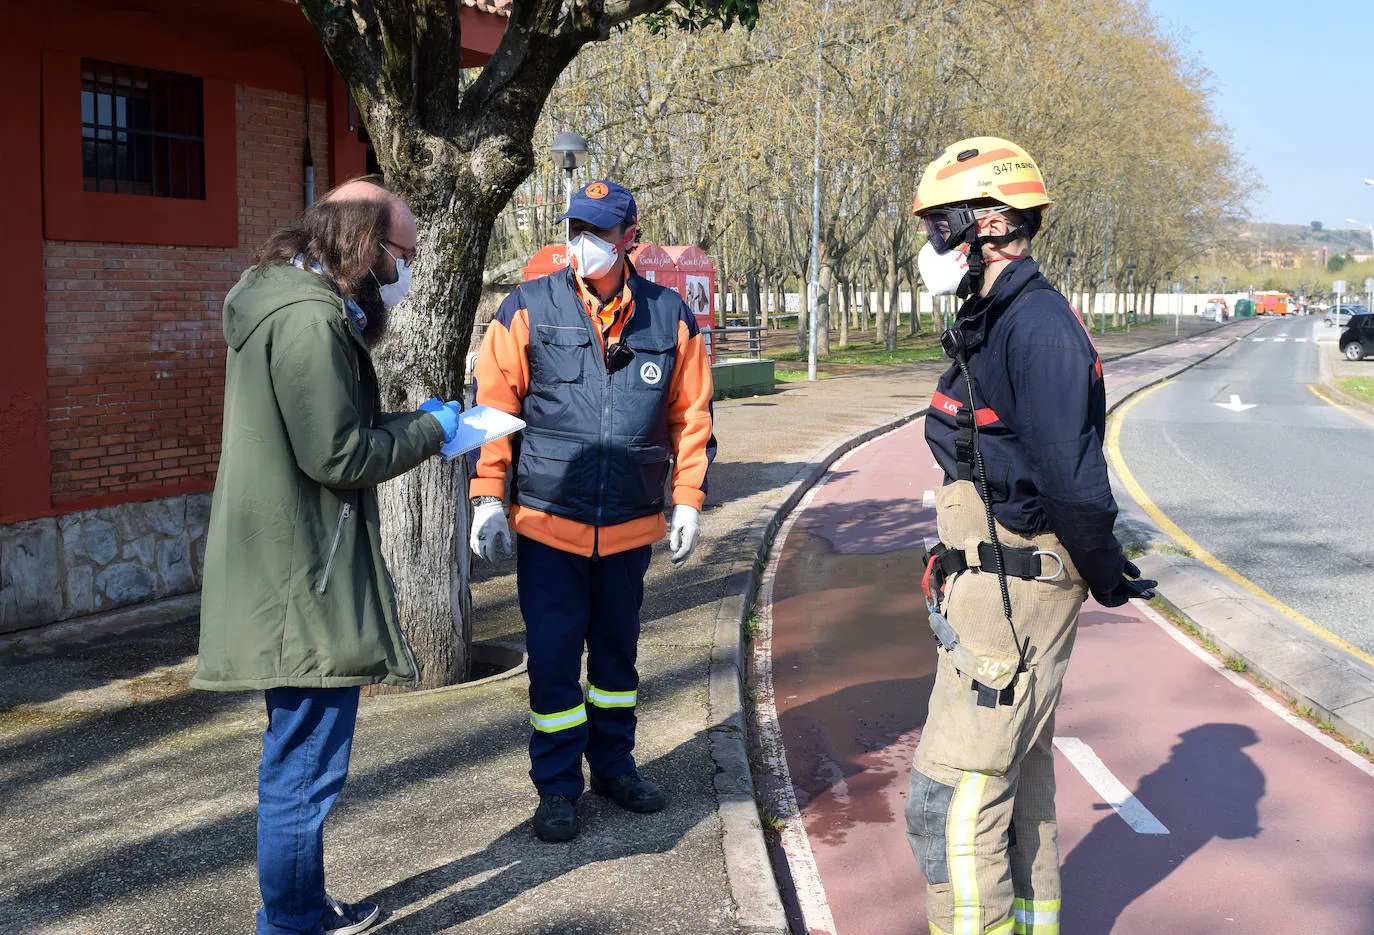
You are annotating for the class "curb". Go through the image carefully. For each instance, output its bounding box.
[707,407,924,935]
[1106,321,1374,753]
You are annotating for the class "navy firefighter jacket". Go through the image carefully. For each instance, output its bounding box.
[925,257,1125,597]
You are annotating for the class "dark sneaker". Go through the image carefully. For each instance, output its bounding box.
[591,770,665,814]
[322,895,380,935]
[533,794,580,842]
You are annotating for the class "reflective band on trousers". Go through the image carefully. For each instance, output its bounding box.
[930,920,1014,935]
[530,704,587,733]
[1013,898,1061,935]
[587,684,637,708]
[950,771,989,935]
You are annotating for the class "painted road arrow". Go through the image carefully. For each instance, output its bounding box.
[1215,394,1256,412]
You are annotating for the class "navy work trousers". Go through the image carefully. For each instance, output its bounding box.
[517,534,653,798]
[256,686,360,935]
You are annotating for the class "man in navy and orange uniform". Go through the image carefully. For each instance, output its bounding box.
[469,180,715,842]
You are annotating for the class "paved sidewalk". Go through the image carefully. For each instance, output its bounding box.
[0,318,1223,935]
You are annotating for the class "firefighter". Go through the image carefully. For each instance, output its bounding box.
[469,180,716,842]
[904,138,1157,935]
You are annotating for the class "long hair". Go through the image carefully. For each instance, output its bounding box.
[254,176,391,300]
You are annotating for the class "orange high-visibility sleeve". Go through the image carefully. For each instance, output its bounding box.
[471,295,531,500]
[668,317,715,511]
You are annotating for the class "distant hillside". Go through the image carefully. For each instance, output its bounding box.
[1237,223,1371,255]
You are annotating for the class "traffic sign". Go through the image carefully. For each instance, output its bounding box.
[1365,277,1374,292]
[1333,279,1347,294]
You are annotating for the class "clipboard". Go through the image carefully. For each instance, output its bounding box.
[440,405,526,460]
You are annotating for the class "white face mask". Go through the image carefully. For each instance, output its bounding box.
[568,232,620,279]
[918,240,970,297]
[378,256,412,309]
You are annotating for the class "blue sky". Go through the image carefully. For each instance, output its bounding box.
[1146,0,1374,228]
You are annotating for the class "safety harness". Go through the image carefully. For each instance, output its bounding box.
[923,275,1063,708]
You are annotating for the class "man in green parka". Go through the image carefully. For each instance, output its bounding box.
[193,178,462,935]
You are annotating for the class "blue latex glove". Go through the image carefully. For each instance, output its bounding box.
[419,397,460,444]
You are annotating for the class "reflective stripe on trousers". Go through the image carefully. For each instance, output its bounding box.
[530,703,588,733]
[1013,898,1061,934]
[587,684,637,708]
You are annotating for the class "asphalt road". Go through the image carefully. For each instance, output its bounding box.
[1114,315,1374,656]
[764,415,1374,935]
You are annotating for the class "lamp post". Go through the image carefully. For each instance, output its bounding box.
[1193,274,1200,316]
[551,132,589,216]
[1124,262,1136,332]
[1064,250,1077,316]
[1168,270,1179,336]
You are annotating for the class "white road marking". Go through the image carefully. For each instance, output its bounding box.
[1296,338,1308,343]
[1251,338,1265,342]
[1216,394,1257,412]
[1273,337,1287,343]
[922,489,936,509]
[1053,737,1170,834]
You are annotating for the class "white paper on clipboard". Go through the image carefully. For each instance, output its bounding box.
[439,405,526,460]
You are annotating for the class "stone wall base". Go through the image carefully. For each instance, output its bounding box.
[0,493,210,635]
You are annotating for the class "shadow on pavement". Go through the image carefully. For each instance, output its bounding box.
[364,726,721,933]
[1061,723,1264,932]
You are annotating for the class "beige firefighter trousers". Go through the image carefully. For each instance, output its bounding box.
[906,480,1088,935]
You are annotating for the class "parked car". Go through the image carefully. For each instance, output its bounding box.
[1326,304,1370,327]
[1339,314,1374,360]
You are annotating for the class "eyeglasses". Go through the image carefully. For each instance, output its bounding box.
[380,239,416,263]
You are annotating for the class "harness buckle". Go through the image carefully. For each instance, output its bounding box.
[1033,549,1066,582]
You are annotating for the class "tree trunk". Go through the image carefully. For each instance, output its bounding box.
[817,249,834,358]
[746,271,762,330]
[796,273,809,355]
[371,201,497,687]
[838,277,850,348]
[885,251,900,352]
[906,264,920,335]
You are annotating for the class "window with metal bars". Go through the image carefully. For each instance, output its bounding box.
[81,58,205,199]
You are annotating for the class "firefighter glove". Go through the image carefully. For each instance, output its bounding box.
[1093,559,1158,607]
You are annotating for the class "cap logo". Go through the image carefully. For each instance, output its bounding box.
[586,183,610,200]
[640,361,663,386]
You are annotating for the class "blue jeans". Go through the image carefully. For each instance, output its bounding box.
[256,687,361,935]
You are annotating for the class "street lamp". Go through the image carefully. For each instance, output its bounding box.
[551,132,589,215]
[1064,250,1077,312]
[1125,262,1136,332]
[1193,274,1200,316]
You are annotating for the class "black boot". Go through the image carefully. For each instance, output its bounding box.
[533,794,579,842]
[590,770,665,814]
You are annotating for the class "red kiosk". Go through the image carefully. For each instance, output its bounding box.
[662,245,718,334]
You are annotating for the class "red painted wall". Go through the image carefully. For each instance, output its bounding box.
[0,10,54,525]
[44,87,331,511]
[1,0,508,524]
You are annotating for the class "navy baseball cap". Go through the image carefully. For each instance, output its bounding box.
[556,180,638,230]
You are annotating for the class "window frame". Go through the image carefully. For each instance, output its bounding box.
[42,49,237,247]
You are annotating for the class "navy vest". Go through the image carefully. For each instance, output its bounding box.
[513,269,682,528]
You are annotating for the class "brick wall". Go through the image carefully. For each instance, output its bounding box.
[43,87,330,507]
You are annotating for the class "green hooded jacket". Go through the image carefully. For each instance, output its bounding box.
[191,263,444,691]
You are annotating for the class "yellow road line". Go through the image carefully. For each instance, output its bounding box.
[1107,382,1374,667]
[1307,383,1374,428]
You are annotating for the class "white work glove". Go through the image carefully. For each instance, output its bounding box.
[669,504,701,568]
[470,499,513,563]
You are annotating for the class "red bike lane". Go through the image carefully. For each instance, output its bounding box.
[763,416,1374,935]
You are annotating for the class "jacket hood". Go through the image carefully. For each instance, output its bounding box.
[222,263,343,351]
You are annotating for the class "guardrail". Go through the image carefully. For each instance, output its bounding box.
[703,325,765,360]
